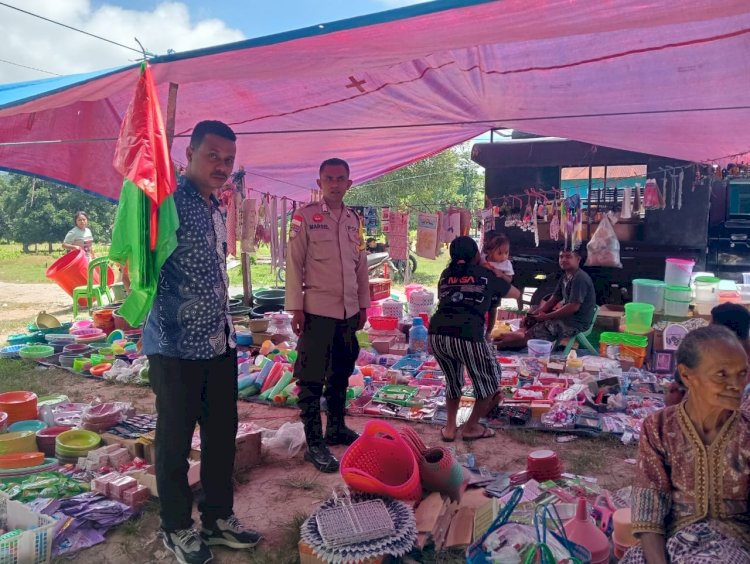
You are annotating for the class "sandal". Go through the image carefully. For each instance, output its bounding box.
[462,426,496,441]
[440,427,456,443]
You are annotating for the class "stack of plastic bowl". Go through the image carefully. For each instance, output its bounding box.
[55,429,101,464]
[80,403,125,433]
[526,449,563,481]
[612,508,639,559]
[0,392,38,425]
[624,303,655,335]
[71,328,106,344]
[664,285,691,317]
[632,279,665,313]
[664,258,695,286]
[694,276,720,315]
[36,426,73,457]
[18,344,55,360]
[8,420,46,434]
[0,431,37,454]
[0,345,24,359]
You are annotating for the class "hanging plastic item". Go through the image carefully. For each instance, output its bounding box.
[642,179,661,210]
[586,213,622,268]
[621,186,632,219]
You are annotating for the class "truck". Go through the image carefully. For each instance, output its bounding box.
[471,137,749,305]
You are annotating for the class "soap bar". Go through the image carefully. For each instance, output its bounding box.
[108,447,131,468]
[92,472,120,495]
[123,484,151,508]
[109,475,138,499]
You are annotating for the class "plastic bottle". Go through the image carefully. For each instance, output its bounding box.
[408,317,428,356]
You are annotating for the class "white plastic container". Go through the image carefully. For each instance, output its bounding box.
[738,284,750,302]
[743,273,750,285]
[664,285,691,303]
[695,301,716,316]
[694,276,720,303]
[664,258,695,287]
[528,339,553,361]
[664,298,690,318]
[632,279,665,313]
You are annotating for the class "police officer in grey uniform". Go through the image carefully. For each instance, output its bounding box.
[285,158,371,472]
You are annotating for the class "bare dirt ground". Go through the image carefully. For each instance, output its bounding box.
[0,283,637,563]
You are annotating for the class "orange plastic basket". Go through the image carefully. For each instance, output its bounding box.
[340,420,422,501]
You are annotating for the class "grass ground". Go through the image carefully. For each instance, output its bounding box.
[0,242,449,292]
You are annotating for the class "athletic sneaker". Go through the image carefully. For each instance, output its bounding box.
[162,528,213,564]
[200,515,263,549]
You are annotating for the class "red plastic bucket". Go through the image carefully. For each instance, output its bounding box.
[46,250,88,297]
[46,251,115,304]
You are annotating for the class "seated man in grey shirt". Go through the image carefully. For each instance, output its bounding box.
[497,248,596,348]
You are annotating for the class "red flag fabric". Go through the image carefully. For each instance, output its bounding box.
[113,62,176,249]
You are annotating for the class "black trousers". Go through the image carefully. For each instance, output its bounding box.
[148,349,238,532]
[293,313,360,436]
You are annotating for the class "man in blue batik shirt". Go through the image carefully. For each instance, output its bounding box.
[143,121,261,564]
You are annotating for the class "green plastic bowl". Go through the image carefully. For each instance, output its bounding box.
[18,345,55,360]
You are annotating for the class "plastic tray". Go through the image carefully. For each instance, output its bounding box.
[391,355,424,374]
[0,345,23,359]
[372,385,419,407]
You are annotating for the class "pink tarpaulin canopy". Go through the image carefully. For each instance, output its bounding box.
[1,0,749,202]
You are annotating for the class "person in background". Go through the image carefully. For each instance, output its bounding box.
[62,211,95,261]
[495,248,596,349]
[428,236,521,442]
[285,158,370,473]
[142,121,261,564]
[622,325,749,564]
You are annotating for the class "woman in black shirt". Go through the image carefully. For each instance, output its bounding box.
[429,236,520,441]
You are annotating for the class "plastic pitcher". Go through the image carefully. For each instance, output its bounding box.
[624,302,654,334]
[664,258,694,287]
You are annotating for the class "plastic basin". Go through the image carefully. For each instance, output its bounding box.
[624,302,654,334]
[8,420,46,433]
[0,431,37,454]
[55,429,101,451]
[18,345,55,360]
[369,316,398,331]
[528,339,553,359]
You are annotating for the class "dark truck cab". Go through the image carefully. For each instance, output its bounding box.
[471,139,714,305]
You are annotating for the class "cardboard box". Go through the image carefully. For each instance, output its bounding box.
[596,305,625,331]
[100,433,145,460]
[132,460,200,497]
[189,429,262,473]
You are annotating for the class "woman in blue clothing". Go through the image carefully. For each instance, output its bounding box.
[429,236,521,442]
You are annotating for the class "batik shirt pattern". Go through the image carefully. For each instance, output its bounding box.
[142,178,236,360]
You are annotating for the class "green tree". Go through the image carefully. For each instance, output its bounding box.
[345,144,484,216]
[0,173,117,251]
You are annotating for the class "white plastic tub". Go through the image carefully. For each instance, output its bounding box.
[664,298,690,318]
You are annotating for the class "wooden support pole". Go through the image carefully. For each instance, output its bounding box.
[165,83,179,149]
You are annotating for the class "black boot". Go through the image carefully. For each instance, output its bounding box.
[299,387,339,473]
[303,415,339,473]
[325,415,359,446]
[324,386,359,446]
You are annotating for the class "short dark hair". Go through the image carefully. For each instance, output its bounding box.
[560,247,582,258]
[449,236,479,265]
[483,232,510,254]
[74,211,88,222]
[190,120,236,148]
[319,158,350,176]
[675,324,740,369]
[711,303,750,340]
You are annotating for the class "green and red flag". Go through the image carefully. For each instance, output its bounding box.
[109,62,179,327]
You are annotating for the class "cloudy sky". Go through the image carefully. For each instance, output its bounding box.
[0,0,429,83]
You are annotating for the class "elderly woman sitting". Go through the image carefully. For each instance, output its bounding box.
[622,325,749,563]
